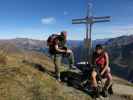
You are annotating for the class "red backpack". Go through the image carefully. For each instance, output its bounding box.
[47,34,59,47]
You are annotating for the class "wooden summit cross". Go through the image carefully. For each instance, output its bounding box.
[72,16,111,48]
[72,2,111,64]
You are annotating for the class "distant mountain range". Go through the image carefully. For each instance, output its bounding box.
[67,39,108,48]
[105,35,133,47]
[0,35,132,82]
[0,38,47,54]
[0,38,108,54]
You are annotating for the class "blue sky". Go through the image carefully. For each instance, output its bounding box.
[0,0,133,40]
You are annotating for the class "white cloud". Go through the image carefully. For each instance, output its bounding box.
[41,17,56,24]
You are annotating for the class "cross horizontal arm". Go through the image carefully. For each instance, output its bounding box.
[72,16,111,22]
[93,16,111,19]
[93,19,110,23]
[72,16,111,24]
[72,18,87,22]
[72,21,87,24]
[72,19,110,24]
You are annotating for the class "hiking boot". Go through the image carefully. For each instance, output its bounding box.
[108,84,114,95]
[102,88,108,97]
[92,87,100,98]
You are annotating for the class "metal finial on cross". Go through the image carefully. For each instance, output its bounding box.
[72,0,111,64]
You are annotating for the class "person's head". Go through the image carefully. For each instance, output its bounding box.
[95,44,104,54]
[60,31,67,41]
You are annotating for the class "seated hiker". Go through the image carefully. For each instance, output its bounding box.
[47,31,76,81]
[90,44,113,96]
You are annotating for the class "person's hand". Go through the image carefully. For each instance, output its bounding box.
[66,49,72,53]
[100,71,104,76]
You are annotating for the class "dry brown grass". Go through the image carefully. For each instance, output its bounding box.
[0,50,91,100]
[0,50,7,66]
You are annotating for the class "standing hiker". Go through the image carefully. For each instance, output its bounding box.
[47,31,76,81]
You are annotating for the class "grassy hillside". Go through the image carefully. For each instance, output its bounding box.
[0,45,91,100]
[0,43,133,100]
